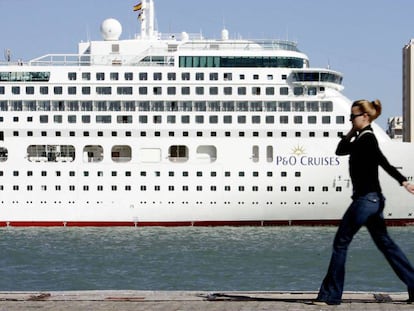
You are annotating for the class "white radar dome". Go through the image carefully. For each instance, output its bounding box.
[100,18,122,41]
[221,28,229,40]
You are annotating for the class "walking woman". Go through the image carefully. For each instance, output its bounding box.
[315,99,414,305]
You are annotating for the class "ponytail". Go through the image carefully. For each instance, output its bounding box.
[352,99,382,121]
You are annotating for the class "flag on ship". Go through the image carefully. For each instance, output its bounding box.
[133,2,142,11]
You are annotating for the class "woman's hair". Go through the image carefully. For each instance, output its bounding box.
[352,99,382,121]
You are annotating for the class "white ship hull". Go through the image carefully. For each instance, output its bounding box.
[1,0,413,226]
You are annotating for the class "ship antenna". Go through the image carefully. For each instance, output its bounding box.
[4,49,11,62]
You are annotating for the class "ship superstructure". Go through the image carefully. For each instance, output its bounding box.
[0,0,413,226]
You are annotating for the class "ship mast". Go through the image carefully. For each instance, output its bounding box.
[140,0,156,40]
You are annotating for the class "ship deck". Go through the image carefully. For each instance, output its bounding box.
[0,290,412,310]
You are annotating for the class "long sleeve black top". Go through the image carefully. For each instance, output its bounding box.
[335,125,406,197]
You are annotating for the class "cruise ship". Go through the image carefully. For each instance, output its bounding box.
[1,0,413,227]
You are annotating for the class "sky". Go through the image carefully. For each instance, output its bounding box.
[1,0,414,129]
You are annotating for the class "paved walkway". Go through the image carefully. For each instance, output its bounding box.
[0,291,412,310]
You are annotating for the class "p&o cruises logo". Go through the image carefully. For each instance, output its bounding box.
[275,145,340,167]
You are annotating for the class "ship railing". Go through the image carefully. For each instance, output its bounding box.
[28,54,90,66]
[179,39,299,52]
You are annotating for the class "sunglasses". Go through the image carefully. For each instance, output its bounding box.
[349,112,365,121]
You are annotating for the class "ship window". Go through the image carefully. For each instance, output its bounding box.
[12,86,20,94]
[293,87,304,95]
[267,146,273,162]
[252,145,259,162]
[293,101,305,111]
[194,87,203,95]
[280,87,289,95]
[322,186,329,192]
[196,145,217,162]
[68,115,76,123]
[181,87,190,95]
[0,87,4,95]
[83,145,103,163]
[182,72,190,80]
[209,116,218,124]
[253,74,259,80]
[54,115,62,123]
[252,87,261,95]
[267,186,273,191]
[117,115,132,123]
[266,87,275,95]
[209,87,218,95]
[281,186,287,192]
[321,101,333,112]
[82,72,91,80]
[117,87,133,95]
[110,72,119,81]
[112,146,131,163]
[210,73,219,80]
[238,116,246,124]
[153,87,162,95]
[237,87,246,95]
[309,132,316,137]
[240,74,245,80]
[252,116,260,124]
[295,186,301,192]
[96,72,105,80]
[323,132,329,137]
[139,72,148,80]
[266,116,275,124]
[280,116,288,124]
[40,115,48,123]
[225,186,231,191]
[167,72,176,80]
[26,86,34,95]
[308,87,317,95]
[153,72,162,80]
[169,145,189,162]
[278,101,291,111]
[96,87,112,95]
[125,72,133,80]
[322,116,331,124]
[239,186,245,191]
[68,72,77,80]
[336,116,345,124]
[96,115,111,123]
[181,115,190,123]
[223,115,232,124]
[167,87,176,95]
[196,72,204,80]
[294,116,303,124]
[308,116,317,124]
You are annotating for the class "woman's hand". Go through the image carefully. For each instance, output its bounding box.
[402,181,414,194]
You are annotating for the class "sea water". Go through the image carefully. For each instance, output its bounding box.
[0,226,413,292]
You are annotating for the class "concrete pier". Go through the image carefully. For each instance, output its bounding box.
[0,291,412,310]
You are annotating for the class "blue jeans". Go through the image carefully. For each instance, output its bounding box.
[317,192,414,304]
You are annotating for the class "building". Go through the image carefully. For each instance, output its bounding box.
[402,39,414,142]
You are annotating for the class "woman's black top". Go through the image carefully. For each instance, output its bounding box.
[336,125,406,197]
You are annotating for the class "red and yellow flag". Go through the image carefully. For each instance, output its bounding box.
[133,2,142,11]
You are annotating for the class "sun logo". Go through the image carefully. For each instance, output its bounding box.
[291,145,306,156]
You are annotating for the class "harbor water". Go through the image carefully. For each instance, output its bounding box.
[0,226,413,292]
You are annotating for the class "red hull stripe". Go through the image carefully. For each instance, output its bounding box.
[1,219,414,227]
